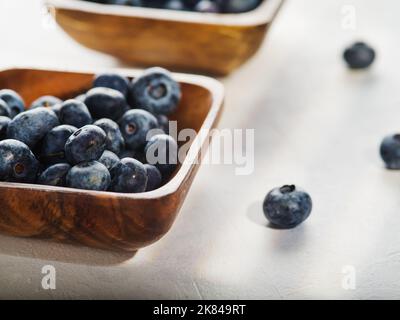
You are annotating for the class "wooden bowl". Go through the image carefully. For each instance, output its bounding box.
[0,67,224,252]
[45,0,284,75]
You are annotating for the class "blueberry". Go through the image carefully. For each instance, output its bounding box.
[75,94,86,103]
[7,107,59,149]
[65,125,106,165]
[37,163,71,186]
[119,148,138,159]
[31,96,62,109]
[195,0,219,12]
[380,134,400,169]
[99,150,120,171]
[263,185,312,229]
[0,99,11,118]
[165,0,187,10]
[0,116,11,140]
[84,87,126,121]
[0,139,39,183]
[344,42,376,69]
[59,99,93,128]
[119,109,158,150]
[217,0,261,13]
[110,157,147,193]
[156,114,169,134]
[41,125,78,165]
[94,118,125,155]
[144,164,162,191]
[0,89,25,118]
[93,73,130,97]
[144,134,178,175]
[66,161,111,191]
[130,67,181,115]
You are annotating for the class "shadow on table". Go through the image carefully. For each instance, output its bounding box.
[246,200,308,252]
[0,234,136,266]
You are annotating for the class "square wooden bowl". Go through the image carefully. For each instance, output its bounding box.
[45,0,284,75]
[0,67,224,252]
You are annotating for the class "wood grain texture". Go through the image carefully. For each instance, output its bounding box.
[46,0,284,75]
[0,68,224,252]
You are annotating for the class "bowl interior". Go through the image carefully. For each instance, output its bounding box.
[0,68,214,194]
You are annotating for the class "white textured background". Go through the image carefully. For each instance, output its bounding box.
[1,0,400,299]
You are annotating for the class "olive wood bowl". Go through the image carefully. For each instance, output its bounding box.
[45,0,284,75]
[0,67,224,252]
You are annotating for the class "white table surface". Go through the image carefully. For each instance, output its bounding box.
[1,0,400,300]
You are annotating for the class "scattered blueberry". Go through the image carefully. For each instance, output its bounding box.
[145,133,178,175]
[41,125,77,165]
[110,158,147,193]
[0,89,25,118]
[0,139,39,183]
[344,42,376,69]
[0,116,11,140]
[59,99,93,128]
[7,107,59,149]
[84,87,126,121]
[99,150,120,171]
[130,67,181,115]
[93,73,130,97]
[144,164,162,191]
[119,109,158,150]
[65,125,106,165]
[94,118,125,155]
[66,161,111,191]
[263,185,312,229]
[37,163,71,186]
[380,134,400,169]
[195,0,218,13]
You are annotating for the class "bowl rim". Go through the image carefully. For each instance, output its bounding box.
[0,66,224,200]
[45,0,284,26]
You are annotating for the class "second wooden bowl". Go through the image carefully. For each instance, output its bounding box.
[0,67,224,252]
[46,0,284,75]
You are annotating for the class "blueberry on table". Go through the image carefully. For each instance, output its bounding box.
[41,125,77,165]
[130,67,181,115]
[66,161,111,191]
[59,99,93,128]
[37,163,71,187]
[217,0,261,13]
[94,118,125,155]
[0,116,11,140]
[144,164,162,191]
[65,125,106,165]
[110,158,147,193]
[0,99,11,118]
[119,109,158,150]
[7,107,59,149]
[0,89,25,118]
[99,150,120,171]
[93,73,130,97]
[144,134,178,175]
[31,96,62,109]
[263,185,312,229]
[84,87,126,121]
[0,139,39,183]
[344,42,376,69]
[380,134,400,169]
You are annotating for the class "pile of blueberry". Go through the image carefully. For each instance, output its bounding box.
[0,67,181,193]
[85,0,263,14]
